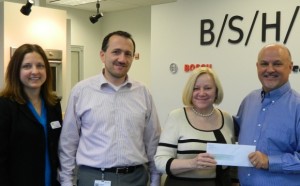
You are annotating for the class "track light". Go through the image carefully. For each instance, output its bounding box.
[20,0,34,16]
[90,13,103,24]
[89,0,103,24]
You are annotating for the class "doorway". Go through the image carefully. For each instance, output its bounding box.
[71,45,84,88]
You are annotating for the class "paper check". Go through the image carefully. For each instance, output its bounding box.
[206,143,256,167]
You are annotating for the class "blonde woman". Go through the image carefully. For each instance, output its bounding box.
[155,67,235,186]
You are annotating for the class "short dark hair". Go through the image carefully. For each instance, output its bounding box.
[101,30,136,54]
[0,44,59,105]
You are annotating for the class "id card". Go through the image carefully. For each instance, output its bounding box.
[94,180,111,186]
[50,121,61,129]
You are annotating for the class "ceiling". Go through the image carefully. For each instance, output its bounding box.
[46,0,177,13]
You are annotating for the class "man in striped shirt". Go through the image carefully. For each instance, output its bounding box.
[58,30,161,186]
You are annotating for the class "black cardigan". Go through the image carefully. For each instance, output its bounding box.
[0,97,62,186]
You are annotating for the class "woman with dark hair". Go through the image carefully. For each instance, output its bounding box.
[0,44,62,186]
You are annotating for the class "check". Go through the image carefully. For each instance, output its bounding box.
[206,143,256,167]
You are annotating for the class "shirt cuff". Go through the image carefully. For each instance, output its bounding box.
[150,172,161,186]
[268,154,282,172]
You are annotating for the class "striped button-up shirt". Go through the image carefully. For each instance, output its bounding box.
[59,73,161,186]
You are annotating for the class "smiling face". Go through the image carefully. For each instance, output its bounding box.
[100,35,134,86]
[20,52,46,95]
[256,44,292,93]
[192,73,217,112]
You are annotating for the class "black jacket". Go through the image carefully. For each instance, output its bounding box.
[0,97,62,186]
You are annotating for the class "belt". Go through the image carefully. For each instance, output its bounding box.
[103,165,143,174]
[81,164,143,174]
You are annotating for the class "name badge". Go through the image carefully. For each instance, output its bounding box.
[94,180,111,186]
[50,121,61,129]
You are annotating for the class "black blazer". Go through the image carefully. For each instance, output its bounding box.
[0,97,62,186]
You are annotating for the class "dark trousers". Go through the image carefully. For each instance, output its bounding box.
[164,176,216,186]
[77,165,149,186]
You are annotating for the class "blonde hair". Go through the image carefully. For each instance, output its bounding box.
[182,67,223,106]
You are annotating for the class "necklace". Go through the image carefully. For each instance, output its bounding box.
[192,107,215,117]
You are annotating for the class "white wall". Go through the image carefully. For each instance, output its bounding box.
[48,6,103,80]
[0,1,68,108]
[58,8,104,109]
[151,0,300,125]
[1,1,105,110]
[1,0,300,185]
[100,7,152,87]
[47,4,151,86]
[2,0,300,126]
[66,6,152,87]
[46,4,152,108]
[2,1,67,71]
[1,0,152,111]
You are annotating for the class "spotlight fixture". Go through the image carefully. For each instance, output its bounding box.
[89,0,103,24]
[20,0,34,16]
[90,13,103,24]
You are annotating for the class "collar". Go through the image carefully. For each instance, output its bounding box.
[99,70,132,90]
[261,82,291,102]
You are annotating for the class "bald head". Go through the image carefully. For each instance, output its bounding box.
[256,43,293,92]
[257,44,292,63]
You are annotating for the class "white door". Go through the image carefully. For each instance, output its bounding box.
[71,45,84,88]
